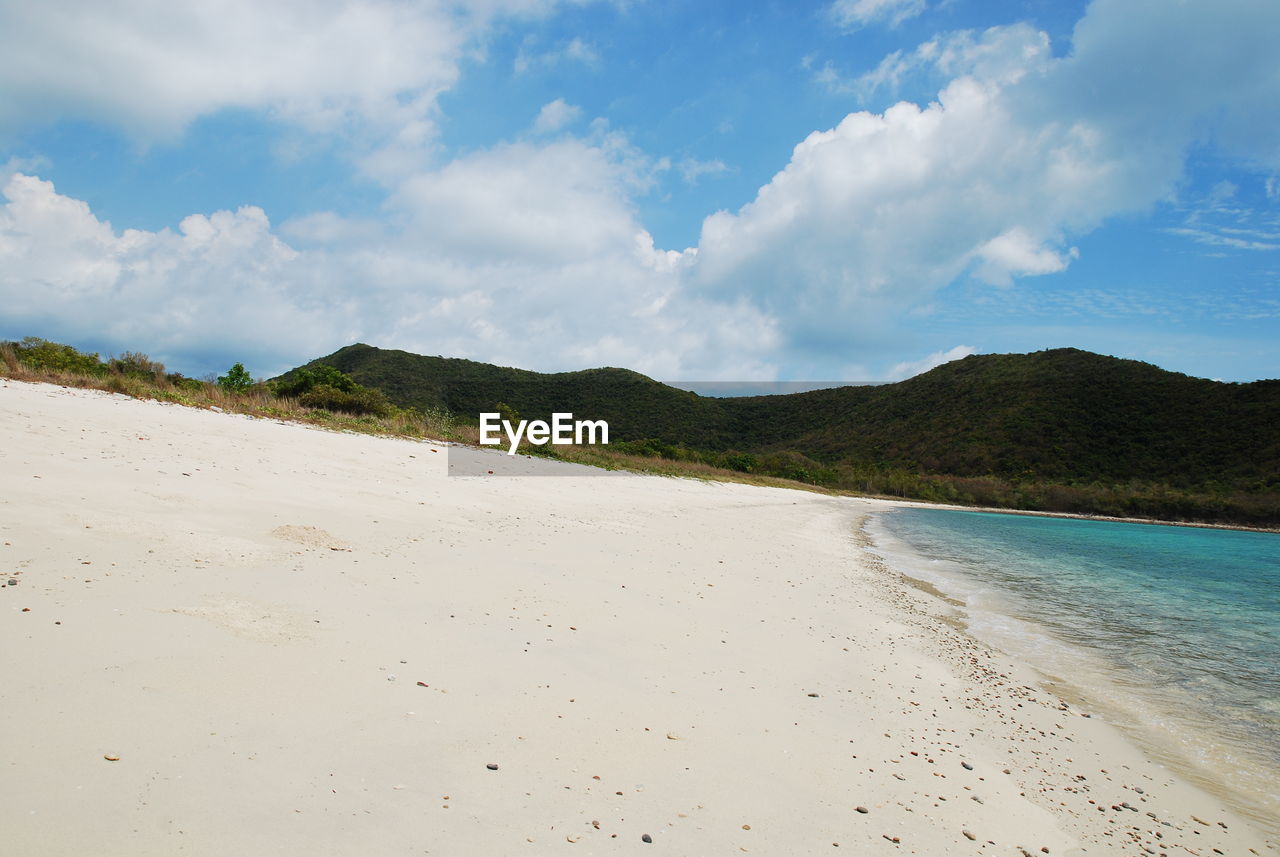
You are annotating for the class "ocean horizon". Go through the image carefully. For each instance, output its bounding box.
[869,507,1280,832]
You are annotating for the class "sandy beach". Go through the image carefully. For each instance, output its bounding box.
[1,378,1274,856]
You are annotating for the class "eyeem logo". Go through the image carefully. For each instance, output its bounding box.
[479,412,609,456]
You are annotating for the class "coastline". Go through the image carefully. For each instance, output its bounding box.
[864,507,1280,836]
[870,496,1280,535]
[1,378,1274,855]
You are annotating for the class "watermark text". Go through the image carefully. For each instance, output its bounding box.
[479,412,609,455]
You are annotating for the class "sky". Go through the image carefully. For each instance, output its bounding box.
[1,0,1278,383]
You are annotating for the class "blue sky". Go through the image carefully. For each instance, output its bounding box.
[1,0,1277,383]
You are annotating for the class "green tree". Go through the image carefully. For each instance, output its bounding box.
[270,364,358,398]
[217,362,254,393]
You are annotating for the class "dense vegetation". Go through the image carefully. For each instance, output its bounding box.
[286,343,1280,526]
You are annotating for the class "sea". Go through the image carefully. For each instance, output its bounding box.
[868,507,1280,830]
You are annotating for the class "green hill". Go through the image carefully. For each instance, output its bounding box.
[280,344,1280,525]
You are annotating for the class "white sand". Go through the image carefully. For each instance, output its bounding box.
[1,379,1273,856]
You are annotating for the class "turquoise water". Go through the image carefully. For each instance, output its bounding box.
[872,507,1280,823]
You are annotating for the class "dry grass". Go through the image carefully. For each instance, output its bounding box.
[0,358,459,445]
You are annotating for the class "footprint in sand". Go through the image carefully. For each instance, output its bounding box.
[270,524,351,552]
[171,596,312,644]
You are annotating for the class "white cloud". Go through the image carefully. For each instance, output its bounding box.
[677,157,729,185]
[0,172,326,368]
[0,1,478,142]
[818,24,1051,100]
[698,0,1280,354]
[1165,227,1279,252]
[0,154,775,380]
[514,35,600,74]
[975,229,1079,286]
[830,0,927,29]
[531,98,583,134]
[3,0,1279,383]
[885,345,975,381]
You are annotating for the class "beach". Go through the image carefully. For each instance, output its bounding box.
[1,378,1273,856]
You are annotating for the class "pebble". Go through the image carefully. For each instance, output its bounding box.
[641,834,652,843]
[963,830,976,841]
[103,754,120,761]
[6,578,16,586]
[961,761,974,770]
[486,763,499,770]
[855,806,869,814]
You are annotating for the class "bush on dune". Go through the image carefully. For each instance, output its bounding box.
[272,363,393,417]
[10,337,108,377]
[109,351,167,382]
[271,364,358,398]
[298,383,393,417]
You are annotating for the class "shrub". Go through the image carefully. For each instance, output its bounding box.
[166,373,205,392]
[109,351,166,380]
[217,362,254,393]
[493,400,520,426]
[271,364,358,398]
[721,451,758,473]
[12,337,107,376]
[298,384,393,417]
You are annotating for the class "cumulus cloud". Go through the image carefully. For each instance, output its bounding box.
[695,0,1280,354]
[531,98,583,134]
[0,158,775,380]
[0,172,329,369]
[975,229,1079,286]
[885,345,975,381]
[0,1,471,141]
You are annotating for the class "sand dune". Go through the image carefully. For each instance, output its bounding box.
[1,379,1271,855]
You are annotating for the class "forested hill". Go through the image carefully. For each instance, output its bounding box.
[283,344,1280,522]
[721,348,1279,488]
[285,343,733,446]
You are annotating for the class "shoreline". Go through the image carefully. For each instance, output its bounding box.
[866,495,1280,535]
[1,379,1274,855]
[863,506,1280,836]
